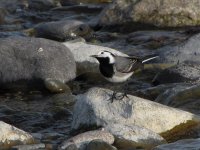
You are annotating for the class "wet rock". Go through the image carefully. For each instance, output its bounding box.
[50,93,76,107]
[28,0,60,10]
[44,79,72,93]
[63,41,127,74]
[72,87,200,142]
[155,84,200,115]
[98,0,200,29]
[0,37,76,89]
[158,33,200,64]
[11,143,45,150]
[59,130,114,150]
[43,132,64,142]
[154,138,200,150]
[133,83,191,100]
[154,33,200,84]
[61,143,78,150]
[152,62,200,85]
[105,123,166,149]
[86,139,117,150]
[33,20,92,41]
[0,121,35,149]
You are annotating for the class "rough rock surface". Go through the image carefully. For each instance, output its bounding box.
[98,0,200,28]
[59,130,114,150]
[0,121,35,149]
[105,123,166,149]
[158,33,200,64]
[0,37,76,84]
[72,87,200,142]
[152,62,200,85]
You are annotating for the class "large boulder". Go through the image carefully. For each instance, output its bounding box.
[98,0,200,28]
[0,37,76,86]
[72,87,200,142]
[0,121,35,149]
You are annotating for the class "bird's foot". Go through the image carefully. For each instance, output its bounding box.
[108,91,129,103]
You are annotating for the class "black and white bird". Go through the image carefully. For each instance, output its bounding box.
[91,51,158,83]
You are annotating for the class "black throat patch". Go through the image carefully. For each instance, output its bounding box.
[97,57,114,78]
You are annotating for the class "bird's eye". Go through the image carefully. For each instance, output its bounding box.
[101,52,104,54]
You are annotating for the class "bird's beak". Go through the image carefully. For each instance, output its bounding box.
[90,55,98,58]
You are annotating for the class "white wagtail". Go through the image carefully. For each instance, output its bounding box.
[91,51,158,101]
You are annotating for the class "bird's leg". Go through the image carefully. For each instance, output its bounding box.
[116,81,129,100]
[106,87,119,103]
[107,82,129,103]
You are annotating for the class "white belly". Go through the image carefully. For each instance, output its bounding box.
[104,72,133,83]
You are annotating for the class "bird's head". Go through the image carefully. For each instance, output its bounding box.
[90,51,115,64]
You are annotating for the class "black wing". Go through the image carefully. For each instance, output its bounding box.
[114,56,142,73]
